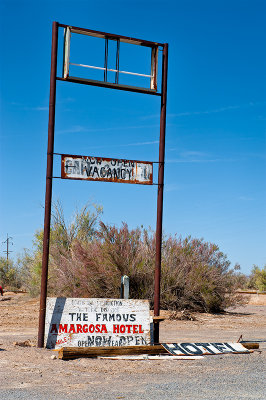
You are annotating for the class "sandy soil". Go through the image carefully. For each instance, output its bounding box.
[0,293,265,399]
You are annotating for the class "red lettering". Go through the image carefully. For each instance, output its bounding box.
[69,324,76,334]
[113,324,119,333]
[95,324,100,333]
[56,337,68,345]
[133,325,138,334]
[59,324,68,333]
[139,325,144,333]
[89,324,95,333]
[83,324,88,333]
[126,325,132,333]
[76,324,82,333]
[51,324,58,334]
[101,324,107,333]
[120,325,126,333]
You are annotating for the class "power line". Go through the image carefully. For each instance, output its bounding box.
[2,234,13,260]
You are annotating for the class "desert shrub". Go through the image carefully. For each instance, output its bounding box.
[17,201,103,296]
[159,236,242,312]
[228,263,249,290]
[48,202,104,296]
[97,222,155,300]
[0,257,20,289]
[48,219,242,312]
[17,202,245,312]
[51,201,103,251]
[49,237,119,298]
[48,222,153,299]
[248,265,266,291]
[16,247,42,295]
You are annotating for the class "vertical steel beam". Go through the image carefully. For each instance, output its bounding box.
[150,46,158,91]
[104,38,108,82]
[63,27,71,79]
[38,21,58,348]
[153,43,168,344]
[115,39,120,84]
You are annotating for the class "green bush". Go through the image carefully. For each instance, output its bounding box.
[17,201,103,296]
[0,257,20,289]
[248,265,266,291]
[16,247,42,296]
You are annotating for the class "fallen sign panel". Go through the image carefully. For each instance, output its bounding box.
[58,345,167,360]
[45,298,150,349]
[57,342,253,360]
[61,154,153,185]
[162,342,251,356]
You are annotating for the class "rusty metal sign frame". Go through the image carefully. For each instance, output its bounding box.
[60,24,160,95]
[38,21,168,348]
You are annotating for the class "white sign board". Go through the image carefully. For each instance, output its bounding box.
[45,298,150,349]
[61,155,153,185]
[162,342,250,356]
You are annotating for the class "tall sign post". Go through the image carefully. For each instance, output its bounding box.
[38,21,58,348]
[154,43,168,344]
[38,22,168,348]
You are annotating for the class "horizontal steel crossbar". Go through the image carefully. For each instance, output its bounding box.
[56,76,161,96]
[70,62,153,78]
[58,23,164,47]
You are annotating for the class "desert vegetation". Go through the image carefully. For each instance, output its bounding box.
[2,202,265,312]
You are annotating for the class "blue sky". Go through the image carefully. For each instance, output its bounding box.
[0,0,265,275]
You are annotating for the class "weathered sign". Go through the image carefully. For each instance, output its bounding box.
[44,298,150,349]
[61,154,153,185]
[162,342,250,356]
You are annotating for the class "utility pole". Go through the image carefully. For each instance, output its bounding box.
[3,234,13,260]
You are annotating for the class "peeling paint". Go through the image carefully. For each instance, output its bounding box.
[45,297,151,349]
[61,154,153,185]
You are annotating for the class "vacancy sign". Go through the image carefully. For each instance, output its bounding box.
[61,154,153,185]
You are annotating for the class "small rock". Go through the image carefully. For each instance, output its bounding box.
[51,355,57,360]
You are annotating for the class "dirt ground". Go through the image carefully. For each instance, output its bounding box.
[0,292,265,399]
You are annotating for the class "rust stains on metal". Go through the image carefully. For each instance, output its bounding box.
[60,24,161,95]
[38,21,59,349]
[56,76,161,96]
[154,43,168,344]
[58,23,164,47]
[61,154,153,185]
[63,27,71,79]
